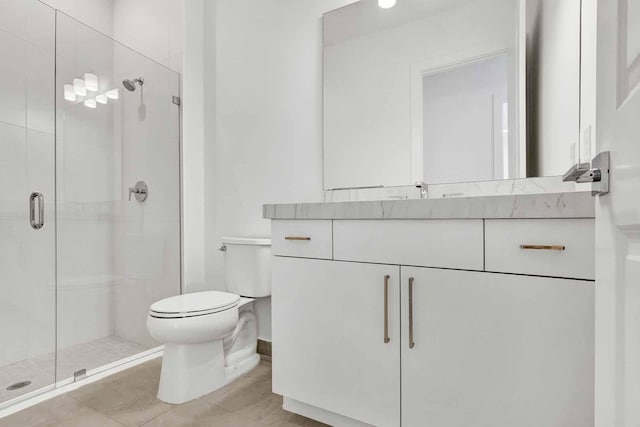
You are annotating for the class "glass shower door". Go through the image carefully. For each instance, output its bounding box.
[55,12,181,382]
[0,0,57,405]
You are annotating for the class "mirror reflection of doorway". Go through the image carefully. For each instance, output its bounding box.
[422,53,511,184]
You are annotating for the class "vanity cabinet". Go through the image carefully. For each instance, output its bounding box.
[272,256,401,427]
[400,267,594,427]
[270,218,595,427]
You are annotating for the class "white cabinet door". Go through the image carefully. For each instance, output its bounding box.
[401,267,594,427]
[273,257,400,427]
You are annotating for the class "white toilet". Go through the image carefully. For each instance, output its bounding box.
[147,237,271,404]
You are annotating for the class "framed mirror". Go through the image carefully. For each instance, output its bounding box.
[322,0,582,191]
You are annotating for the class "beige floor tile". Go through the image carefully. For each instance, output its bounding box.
[69,381,172,426]
[103,363,162,397]
[245,361,272,382]
[141,399,231,427]
[0,394,124,427]
[0,358,329,427]
[207,376,272,413]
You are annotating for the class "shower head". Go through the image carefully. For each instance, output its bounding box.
[123,77,144,92]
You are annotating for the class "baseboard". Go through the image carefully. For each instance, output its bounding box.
[257,339,272,358]
[283,397,373,427]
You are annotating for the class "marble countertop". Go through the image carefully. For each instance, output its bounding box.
[263,191,595,220]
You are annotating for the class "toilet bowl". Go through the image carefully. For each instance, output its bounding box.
[147,237,271,404]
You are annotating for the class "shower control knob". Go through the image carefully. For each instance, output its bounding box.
[129,181,148,202]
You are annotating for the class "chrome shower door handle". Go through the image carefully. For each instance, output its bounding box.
[30,192,44,230]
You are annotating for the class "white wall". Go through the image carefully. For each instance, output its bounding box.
[183,0,354,341]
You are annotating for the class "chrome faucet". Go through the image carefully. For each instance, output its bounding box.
[415,181,428,199]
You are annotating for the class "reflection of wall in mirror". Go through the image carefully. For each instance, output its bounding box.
[422,53,511,184]
[323,0,518,189]
[526,0,581,176]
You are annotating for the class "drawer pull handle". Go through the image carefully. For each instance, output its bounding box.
[520,244,565,251]
[284,236,311,241]
[384,275,390,344]
[408,277,415,349]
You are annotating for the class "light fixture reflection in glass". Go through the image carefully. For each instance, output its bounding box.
[106,89,119,100]
[96,93,108,104]
[84,98,96,109]
[73,78,86,96]
[64,84,76,102]
[84,73,98,92]
[378,0,396,8]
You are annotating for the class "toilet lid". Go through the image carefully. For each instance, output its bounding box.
[150,291,240,318]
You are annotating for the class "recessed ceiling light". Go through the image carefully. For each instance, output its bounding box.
[378,0,396,8]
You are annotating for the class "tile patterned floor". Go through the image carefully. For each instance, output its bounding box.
[0,336,150,403]
[0,358,329,427]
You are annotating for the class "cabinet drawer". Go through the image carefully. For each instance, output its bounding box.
[271,220,333,259]
[485,219,594,280]
[333,220,483,270]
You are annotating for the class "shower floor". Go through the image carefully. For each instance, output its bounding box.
[0,336,151,404]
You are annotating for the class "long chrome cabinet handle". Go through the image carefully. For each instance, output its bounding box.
[384,275,390,344]
[408,277,415,349]
[284,236,311,241]
[30,192,44,230]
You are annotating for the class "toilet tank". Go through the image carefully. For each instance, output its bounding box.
[222,237,271,298]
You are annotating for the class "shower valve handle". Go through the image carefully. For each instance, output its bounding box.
[128,181,148,202]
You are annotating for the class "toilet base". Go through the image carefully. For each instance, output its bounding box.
[156,341,261,404]
[157,340,226,404]
[225,352,260,384]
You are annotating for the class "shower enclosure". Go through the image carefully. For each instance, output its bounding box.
[0,1,181,408]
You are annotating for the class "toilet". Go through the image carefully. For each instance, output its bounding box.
[147,237,271,404]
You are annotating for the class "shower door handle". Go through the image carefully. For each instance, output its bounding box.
[30,192,44,230]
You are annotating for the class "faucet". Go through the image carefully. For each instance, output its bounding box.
[415,181,427,199]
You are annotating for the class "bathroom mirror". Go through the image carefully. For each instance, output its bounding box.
[322,0,582,190]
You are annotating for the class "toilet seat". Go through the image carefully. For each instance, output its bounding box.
[150,291,240,319]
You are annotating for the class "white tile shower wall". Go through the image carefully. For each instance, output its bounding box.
[0,0,56,367]
[113,40,182,347]
[55,11,121,354]
[39,0,184,74]
[112,0,185,74]
[39,0,114,38]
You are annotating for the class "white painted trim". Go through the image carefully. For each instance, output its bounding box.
[283,397,373,427]
[517,0,527,177]
[0,348,163,419]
